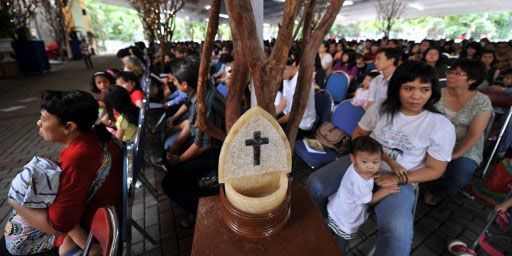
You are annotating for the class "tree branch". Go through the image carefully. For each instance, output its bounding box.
[225,0,274,114]
[286,0,343,148]
[196,0,226,141]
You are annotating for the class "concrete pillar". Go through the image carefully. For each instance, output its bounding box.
[250,0,264,107]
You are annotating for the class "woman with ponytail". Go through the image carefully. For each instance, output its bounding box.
[6,90,122,255]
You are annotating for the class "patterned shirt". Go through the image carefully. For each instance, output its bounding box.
[435,90,493,164]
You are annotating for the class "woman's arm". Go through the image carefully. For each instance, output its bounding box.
[135,99,143,109]
[7,199,65,236]
[452,111,491,159]
[351,125,370,139]
[375,154,449,186]
[67,224,88,249]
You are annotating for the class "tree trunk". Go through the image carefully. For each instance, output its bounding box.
[286,0,343,149]
[196,0,226,141]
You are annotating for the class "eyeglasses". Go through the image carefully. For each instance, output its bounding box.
[446,70,467,77]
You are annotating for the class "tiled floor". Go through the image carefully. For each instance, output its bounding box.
[1,55,511,256]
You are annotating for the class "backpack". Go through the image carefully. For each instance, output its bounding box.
[315,121,351,153]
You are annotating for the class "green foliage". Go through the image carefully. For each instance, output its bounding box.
[86,0,143,43]
[330,12,512,41]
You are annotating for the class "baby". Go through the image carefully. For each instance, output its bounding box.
[351,71,380,108]
[326,136,400,251]
[5,156,86,256]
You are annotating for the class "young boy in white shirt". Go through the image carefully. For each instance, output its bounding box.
[327,136,400,252]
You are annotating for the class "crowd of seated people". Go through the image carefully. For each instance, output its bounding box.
[4,36,512,255]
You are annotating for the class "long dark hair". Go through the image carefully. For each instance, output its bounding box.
[342,49,357,69]
[104,85,140,125]
[40,90,112,144]
[380,61,441,120]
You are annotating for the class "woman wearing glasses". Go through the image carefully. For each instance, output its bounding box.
[424,59,493,205]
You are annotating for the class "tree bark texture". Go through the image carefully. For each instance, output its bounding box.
[196,0,226,141]
[286,0,344,149]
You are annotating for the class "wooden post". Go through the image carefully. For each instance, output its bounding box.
[195,0,226,141]
[286,0,344,149]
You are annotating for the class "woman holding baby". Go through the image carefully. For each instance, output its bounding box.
[3,90,122,256]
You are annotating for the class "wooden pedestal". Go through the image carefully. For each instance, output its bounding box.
[191,185,342,256]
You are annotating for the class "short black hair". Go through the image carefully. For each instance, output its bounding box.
[448,59,486,90]
[351,136,383,155]
[117,71,141,90]
[286,43,302,66]
[365,71,380,79]
[171,56,200,91]
[376,48,402,66]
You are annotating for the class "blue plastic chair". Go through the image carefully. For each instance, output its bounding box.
[331,100,365,135]
[324,71,350,104]
[216,83,228,97]
[315,90,333,124]
[294,99,366,170]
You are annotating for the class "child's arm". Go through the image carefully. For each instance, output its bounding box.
[370,185,400,204]
[495,197,512,212]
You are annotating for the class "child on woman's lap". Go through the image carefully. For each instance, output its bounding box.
[5,156,88,256]
[327,137,399,251]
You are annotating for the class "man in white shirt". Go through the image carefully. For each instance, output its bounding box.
[367,48,401,108]
[278,47,316,138]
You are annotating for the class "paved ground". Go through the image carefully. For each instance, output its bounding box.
[0,55,511,256]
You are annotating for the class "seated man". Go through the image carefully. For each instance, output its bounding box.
[161,56,226,228]
[278,46,316,138]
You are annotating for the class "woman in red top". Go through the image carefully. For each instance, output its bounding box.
[7,90,122,255]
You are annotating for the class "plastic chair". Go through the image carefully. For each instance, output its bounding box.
[331,100,365,135]
[324,71,350,104]
[294,100,365,170]
[315,90,334,124]
[83,206,119,256]
[216,83,228,97]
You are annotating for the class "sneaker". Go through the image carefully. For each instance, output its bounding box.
[179,215,196,229]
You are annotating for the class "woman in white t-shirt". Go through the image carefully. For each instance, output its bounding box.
[318,41,333,76]
[307,61,456,256]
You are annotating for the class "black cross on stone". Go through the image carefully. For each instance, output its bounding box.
[245,131,269,166]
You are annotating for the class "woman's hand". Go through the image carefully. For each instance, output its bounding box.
[375,173,399,187]
[381,184,401,195]
[495,203,509,213]
[390,162,408,182]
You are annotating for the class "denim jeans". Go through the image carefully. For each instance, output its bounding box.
[307,155,415,256]
[429,157,478,199]
[306,156,351,218]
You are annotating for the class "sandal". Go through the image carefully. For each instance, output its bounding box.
[447,240,477,256]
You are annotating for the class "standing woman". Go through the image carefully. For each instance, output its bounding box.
[307,61,456,256]
[425,59,492,205]
[6,90,122,254]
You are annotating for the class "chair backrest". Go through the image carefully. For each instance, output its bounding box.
[315,90,333,124]
[83,206,119,256]
[324,71,350,103]
[216,83,228,97]
[331,100,365,135]
[120,146,129,244]
[132,97,147,179]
